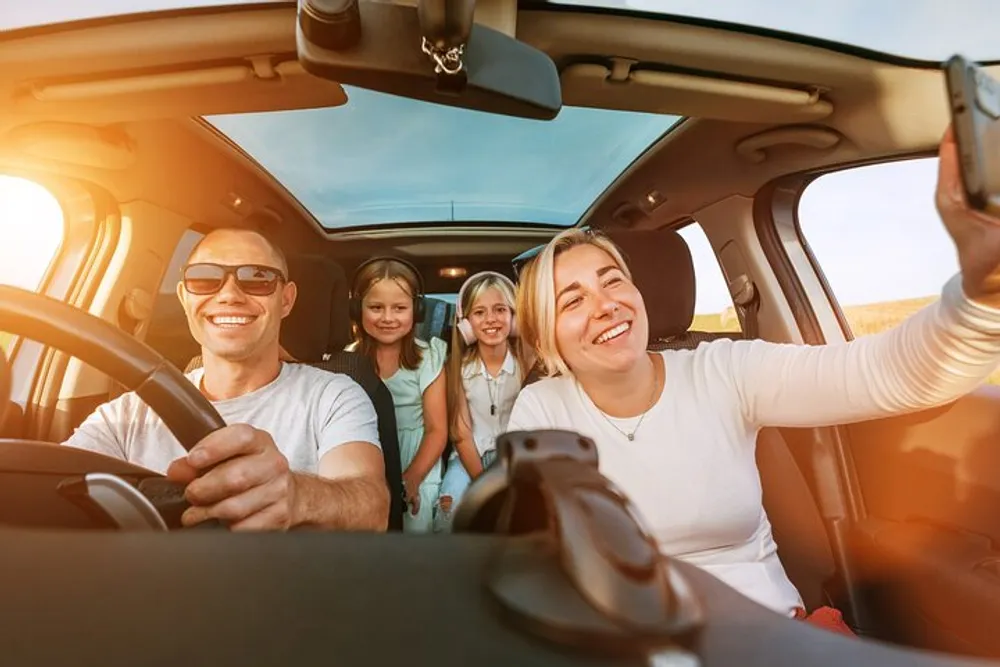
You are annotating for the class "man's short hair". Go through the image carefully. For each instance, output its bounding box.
[186,226,289,276]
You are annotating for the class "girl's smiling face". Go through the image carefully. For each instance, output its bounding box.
[361,278,415,346]
[467,286,512,347]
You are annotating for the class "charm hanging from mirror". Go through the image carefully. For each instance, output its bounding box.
[421,37,468,95]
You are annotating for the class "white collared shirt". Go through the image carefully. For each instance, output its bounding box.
[462,350,522,456]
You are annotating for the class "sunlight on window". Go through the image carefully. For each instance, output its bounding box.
[0,176,64,291]
[678,223,741,333]
[0,176,64,353]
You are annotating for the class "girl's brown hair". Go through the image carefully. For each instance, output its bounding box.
[446,272,533,441]
[351,258,424,374]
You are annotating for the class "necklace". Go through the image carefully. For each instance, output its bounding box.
[588,363,661,442]
[486,372,501,417]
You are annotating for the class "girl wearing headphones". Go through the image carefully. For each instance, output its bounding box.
[350,257,447,533]
[435,271,532,532]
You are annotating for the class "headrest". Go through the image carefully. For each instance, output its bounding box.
[281,254,352,360]
[603,229,695,341]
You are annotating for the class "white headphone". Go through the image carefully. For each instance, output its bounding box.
[455,271,518,346]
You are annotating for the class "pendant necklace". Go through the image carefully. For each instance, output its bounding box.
[591,365,660,442]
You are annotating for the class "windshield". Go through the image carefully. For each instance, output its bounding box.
[7,0,999,63]
[550,0,1000,62]
[0,0,277,32]
[206,86,680,230]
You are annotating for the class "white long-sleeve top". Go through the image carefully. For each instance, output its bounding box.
[506,273,1000,616]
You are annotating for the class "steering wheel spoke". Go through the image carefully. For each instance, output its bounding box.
[58,473,169,531]
[0,284,228,531]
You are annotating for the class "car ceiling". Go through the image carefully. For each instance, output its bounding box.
[0,2,995,283]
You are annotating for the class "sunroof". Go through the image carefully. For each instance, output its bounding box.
[549,0,1000,62]
[206,86,679,230]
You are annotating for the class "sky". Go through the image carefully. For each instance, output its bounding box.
[0,0,990,312]
[0,178,64,292]
[554,0,1000,62]
[206,93,679,228]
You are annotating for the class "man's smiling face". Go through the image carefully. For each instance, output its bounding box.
[176,229,296,363]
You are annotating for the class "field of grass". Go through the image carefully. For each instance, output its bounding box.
[691,294,1000,384]
[691,312,741,333]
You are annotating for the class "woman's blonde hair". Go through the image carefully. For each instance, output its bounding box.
[515,228,632,378]
[447,271,532,440]
[350,258,424,374]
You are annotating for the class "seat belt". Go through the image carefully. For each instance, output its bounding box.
[729,274,761,340]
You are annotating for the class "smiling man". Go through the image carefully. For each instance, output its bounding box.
[64,227,390,532]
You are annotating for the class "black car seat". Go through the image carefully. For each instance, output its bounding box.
[603,227,838,614]
[417,297,455,344]
[185,253,404,531]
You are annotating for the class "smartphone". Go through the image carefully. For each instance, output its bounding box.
[945,54,1000,215]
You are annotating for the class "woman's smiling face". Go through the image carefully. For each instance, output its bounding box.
[552,243,649,378]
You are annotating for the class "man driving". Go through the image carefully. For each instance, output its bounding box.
[65,227,389,532]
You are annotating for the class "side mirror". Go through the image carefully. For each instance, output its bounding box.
[296,0,562,120]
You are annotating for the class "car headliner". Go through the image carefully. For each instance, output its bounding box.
[0,0,998,272]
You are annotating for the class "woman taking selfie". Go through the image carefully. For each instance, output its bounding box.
[507,127,1000,633]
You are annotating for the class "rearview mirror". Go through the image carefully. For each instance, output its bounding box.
[296,0,562,120]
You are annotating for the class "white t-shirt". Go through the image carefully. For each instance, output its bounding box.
[508,274,1000,616]
[462,350,522,456]
[64,362,381,474]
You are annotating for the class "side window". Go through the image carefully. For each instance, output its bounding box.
[0,176,65,353]
[798,157,958,338]
[157,228,204,295]
[678,223,742,333]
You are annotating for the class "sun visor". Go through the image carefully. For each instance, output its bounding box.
[561,61,833,124]
[10,58,346,124]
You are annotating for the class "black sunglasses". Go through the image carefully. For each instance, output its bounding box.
[181,263,286,296]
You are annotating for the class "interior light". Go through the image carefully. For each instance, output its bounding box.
[224,191,248,213]
[644,189,665,210]
[439,267,467,279]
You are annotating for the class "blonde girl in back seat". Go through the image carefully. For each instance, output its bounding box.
[349,257,448,533]
[506,127,1000,635]
[434,271,531,532]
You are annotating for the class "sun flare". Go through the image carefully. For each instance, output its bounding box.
[0,176,64,292]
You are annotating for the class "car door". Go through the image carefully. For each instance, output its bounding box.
[794,156,1000,658]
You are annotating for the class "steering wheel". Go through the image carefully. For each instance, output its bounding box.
[0,284,225,530]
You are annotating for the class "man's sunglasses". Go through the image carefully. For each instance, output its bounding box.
[181,263,287,296]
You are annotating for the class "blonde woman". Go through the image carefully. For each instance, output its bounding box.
[506,127,1000,633]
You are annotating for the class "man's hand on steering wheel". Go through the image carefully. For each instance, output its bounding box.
[166,424,299,531]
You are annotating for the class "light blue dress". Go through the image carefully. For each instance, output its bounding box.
[382,337,448,533]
